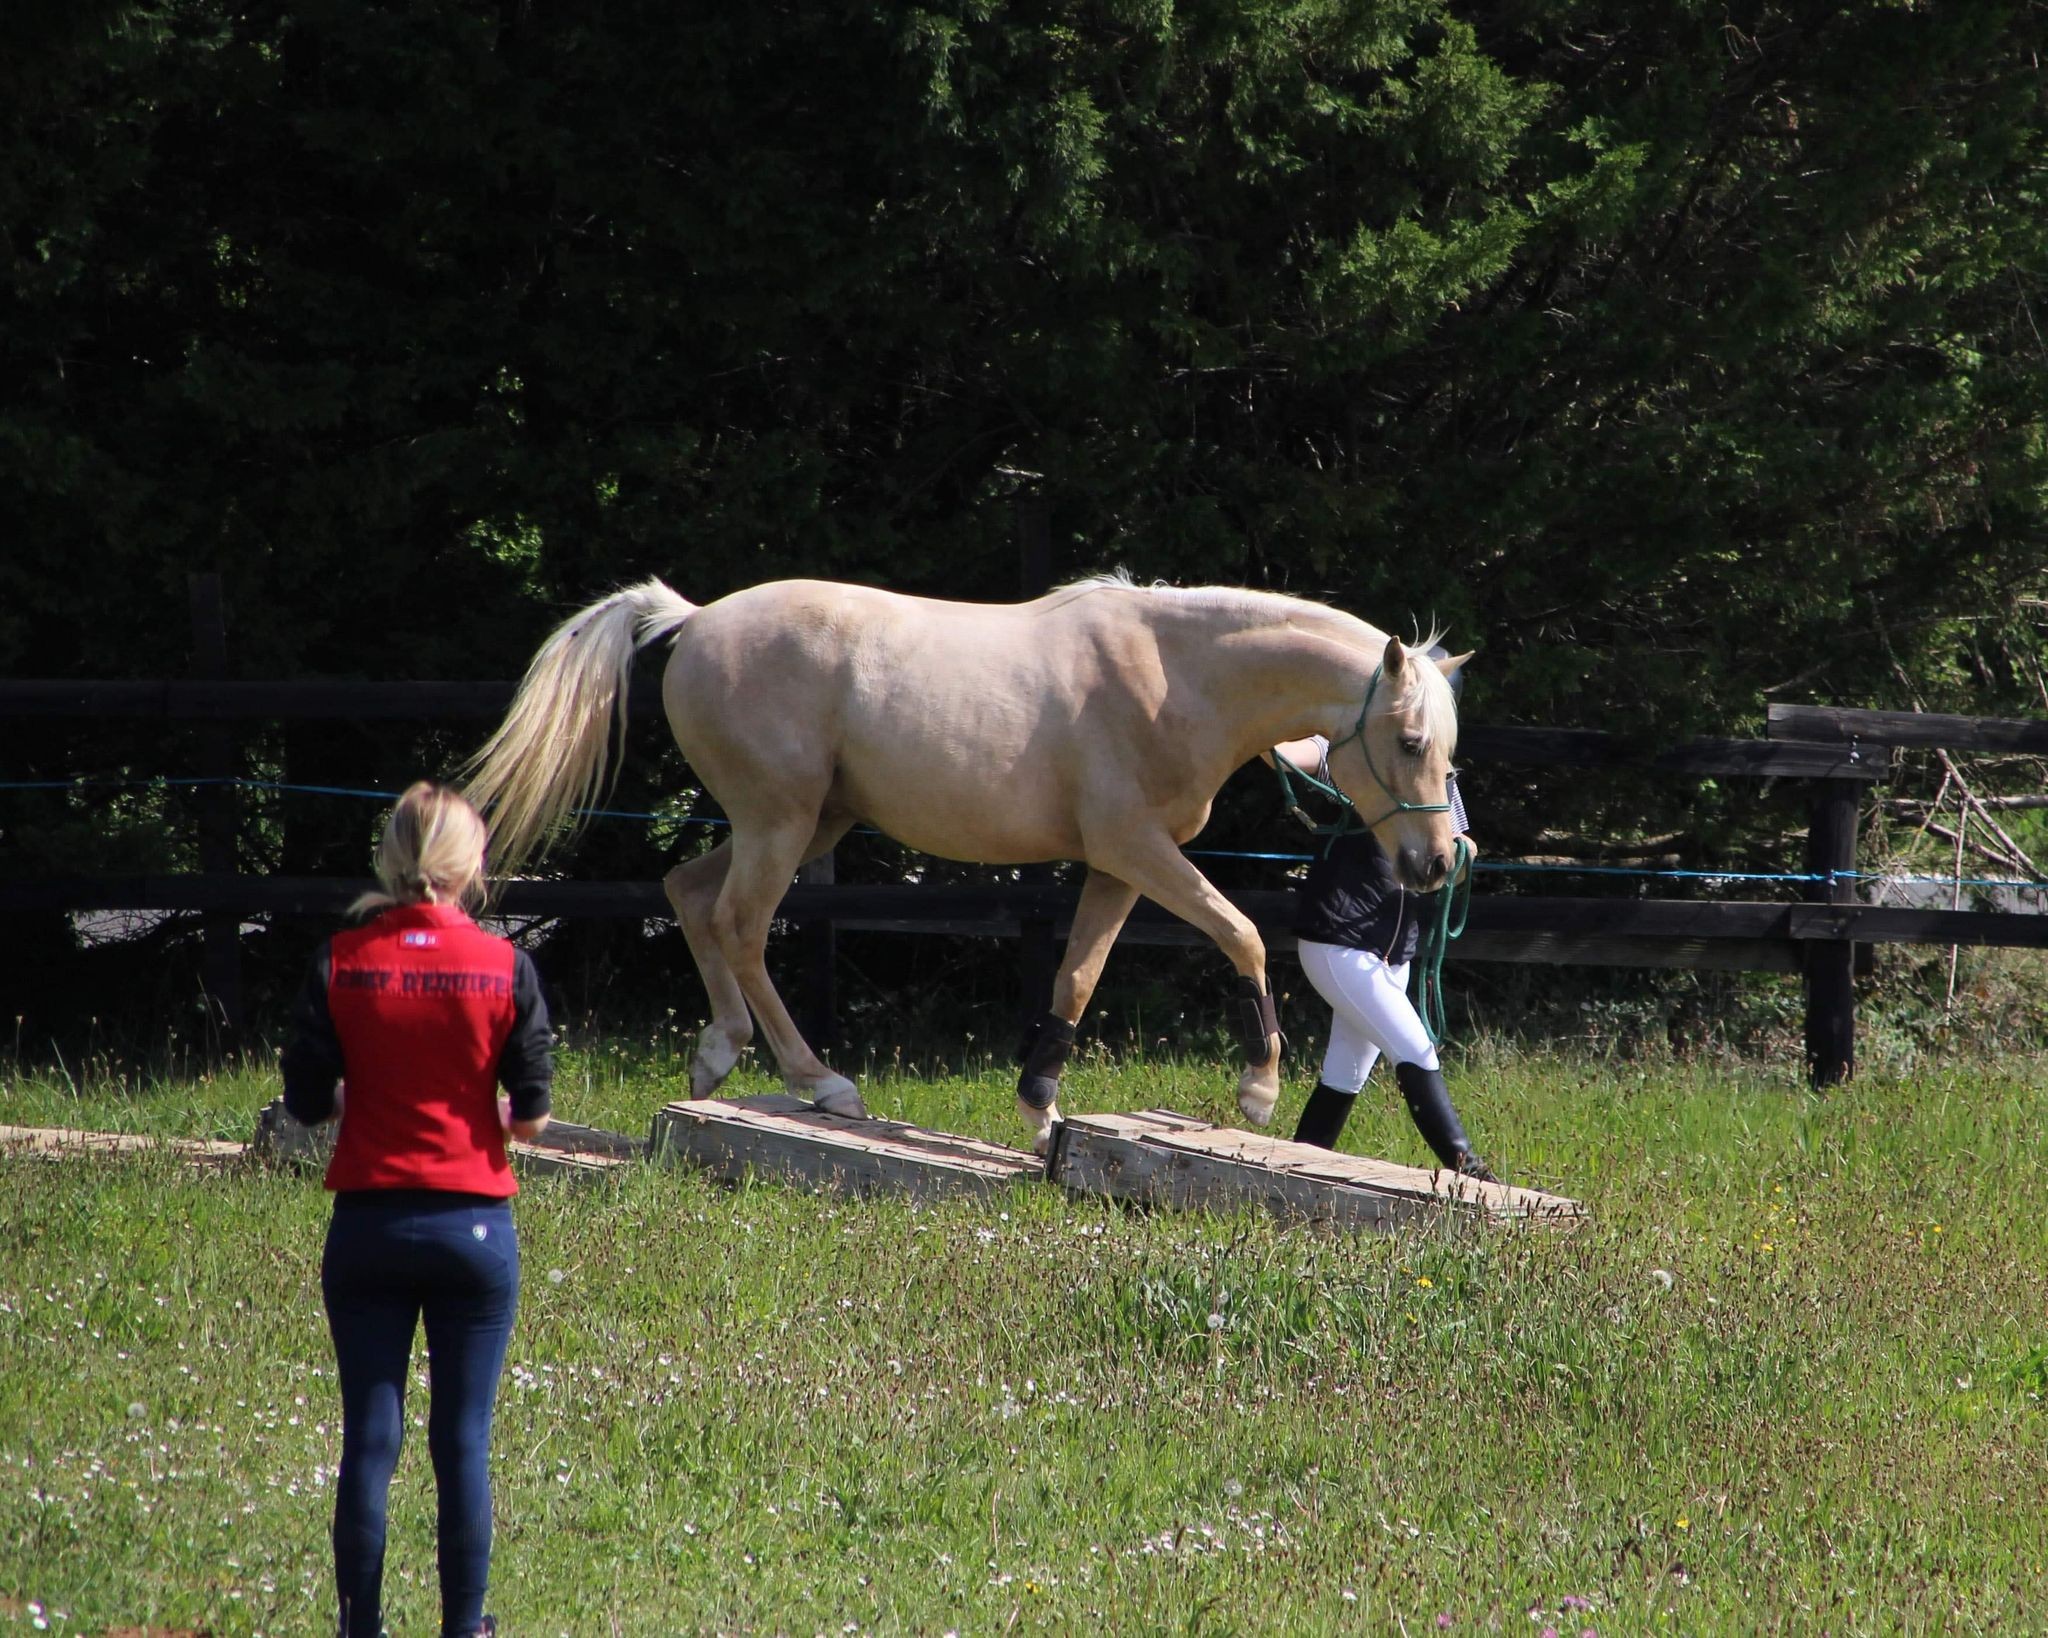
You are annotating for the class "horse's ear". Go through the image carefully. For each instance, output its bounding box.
[1434,650,1475,678]
[1383,636,1409,676]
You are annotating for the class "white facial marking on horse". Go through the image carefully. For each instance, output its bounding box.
[1344,662,1457,891]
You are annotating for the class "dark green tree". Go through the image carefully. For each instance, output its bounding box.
[5,0,2045,1043]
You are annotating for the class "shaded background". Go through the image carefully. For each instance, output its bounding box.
[6,0,2046,1061]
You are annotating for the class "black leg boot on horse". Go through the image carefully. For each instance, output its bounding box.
[1393,1061,1496,1182]
[1016,1012,1077,1153]
[1231,975,1283,1125]
[1292,1082,1356,1150]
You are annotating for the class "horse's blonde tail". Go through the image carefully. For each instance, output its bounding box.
[460,578,697,872]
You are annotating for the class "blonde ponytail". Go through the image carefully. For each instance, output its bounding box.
[349,781,490,918]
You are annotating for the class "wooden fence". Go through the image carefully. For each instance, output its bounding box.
[10,583,2048,1086]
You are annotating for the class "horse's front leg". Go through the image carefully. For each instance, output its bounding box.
[1083,835,1283,1127]
[1016,869,1139,1155]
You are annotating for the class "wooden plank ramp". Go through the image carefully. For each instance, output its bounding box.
[248,1100,641,1181]
[509,1118,644,1181]
[653,1095,1043,1202]
[1047,1109,1585,1232]
[0,1123,247,1170]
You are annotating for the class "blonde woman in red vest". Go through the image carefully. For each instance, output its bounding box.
[281,781,552,1638]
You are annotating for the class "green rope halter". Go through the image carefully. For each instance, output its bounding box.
[1270,659,1454,836]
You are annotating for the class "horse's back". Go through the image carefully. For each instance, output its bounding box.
[660,579,1168,857]
[670,578,1125,704]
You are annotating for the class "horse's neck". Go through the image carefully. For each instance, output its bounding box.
[1070,585,1392,760]
[1167,606,1390,761]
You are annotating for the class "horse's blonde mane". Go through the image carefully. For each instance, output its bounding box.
[1060,570,1458,753]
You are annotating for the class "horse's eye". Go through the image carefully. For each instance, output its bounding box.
[1400,735,1425,757]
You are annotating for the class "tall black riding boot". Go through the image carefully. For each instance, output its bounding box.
[1292,1082,1356,1150]
[1393,1061,1496,1181]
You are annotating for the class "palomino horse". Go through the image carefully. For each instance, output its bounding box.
[462,574,1464,1152]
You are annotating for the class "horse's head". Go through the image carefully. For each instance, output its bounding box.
[1324,637,1468,891]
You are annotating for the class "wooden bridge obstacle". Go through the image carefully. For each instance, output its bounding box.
[1045,1108,1584,1231]
[652,1094,1044,1201]
[246,1100,639,1181]
[5,1095,1587,1230]
[649,1095,1585,1229]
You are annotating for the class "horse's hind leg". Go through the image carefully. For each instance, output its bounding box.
[1081,832,1282,1127]
[665,817,853,1100]
[711,814,865,1116]
[1016,869,1139,1155]
[663,840,752,1097]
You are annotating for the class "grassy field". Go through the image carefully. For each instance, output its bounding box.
[2,1039,2046,1635]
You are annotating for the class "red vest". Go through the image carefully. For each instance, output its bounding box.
[323,903,520,1196]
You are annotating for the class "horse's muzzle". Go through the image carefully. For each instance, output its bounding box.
[1400,846,1452,892]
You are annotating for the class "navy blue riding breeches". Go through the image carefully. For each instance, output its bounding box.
[322,1190,519,1638]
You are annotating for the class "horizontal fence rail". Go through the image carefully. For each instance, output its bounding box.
[21,874,2048,962]
[1768,703,2048,755]
[0,679,537,720]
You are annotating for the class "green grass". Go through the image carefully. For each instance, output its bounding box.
[3,1041,2046,1635]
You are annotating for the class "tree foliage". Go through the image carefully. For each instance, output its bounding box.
[5,1,2048,1029]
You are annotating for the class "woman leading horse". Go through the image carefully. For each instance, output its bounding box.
[462,574,1465,1153]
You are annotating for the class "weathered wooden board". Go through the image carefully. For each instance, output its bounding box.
[509,1118,643,1181]
[0,1123,247,1170]
[653,1095,1044,1201]
[1046,1109,1585,1232]
[249,1099,640,1182]
[251,1097,334,1168]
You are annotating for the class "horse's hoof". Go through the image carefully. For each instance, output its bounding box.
[690,1029,747,1097]
[1236,1074,1279,1128]
[808,1078,868,1119]
[1018,1097,1061,1157]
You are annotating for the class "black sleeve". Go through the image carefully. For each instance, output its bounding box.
[279,942,343,1125]
[497,949,554,1119]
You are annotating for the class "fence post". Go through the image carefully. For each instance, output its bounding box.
[796,852,837,1053]
[1802,780,1859,1087]
[188,573,245,1049]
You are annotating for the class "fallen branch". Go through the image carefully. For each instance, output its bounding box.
[1885,793,2048,813]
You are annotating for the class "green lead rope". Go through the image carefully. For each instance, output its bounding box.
[1411,835,1472,1046]
[1271,751,1363,841]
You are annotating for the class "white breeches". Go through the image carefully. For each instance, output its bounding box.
[1296,939,1440,1092]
